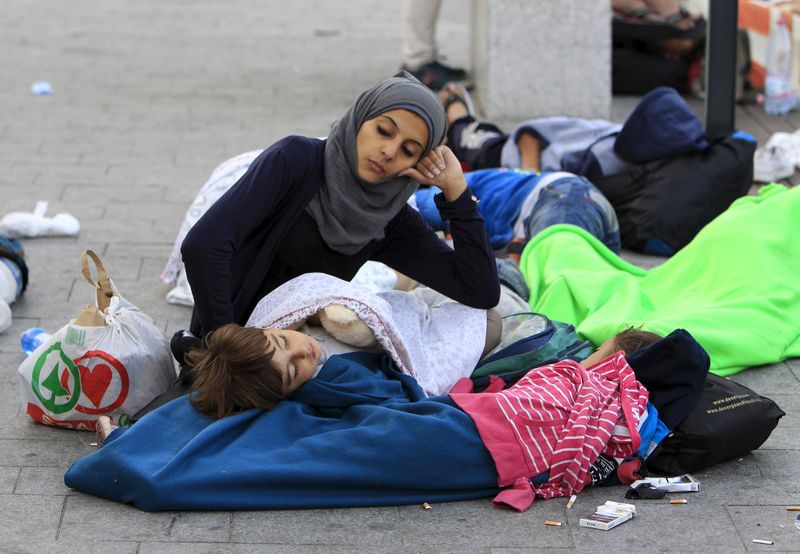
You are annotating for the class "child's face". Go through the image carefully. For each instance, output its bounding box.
[262,328,323,394]
[355,109,429,183]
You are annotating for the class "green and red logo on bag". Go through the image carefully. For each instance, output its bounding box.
[30,342,130,416]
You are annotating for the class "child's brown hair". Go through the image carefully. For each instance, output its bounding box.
[614,327,662,355]
[186,324,284,419]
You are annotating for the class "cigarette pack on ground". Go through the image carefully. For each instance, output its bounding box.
[580,510,633,531]
[630,474,700,493]
[597,500,637,515]
[580,501,636,531]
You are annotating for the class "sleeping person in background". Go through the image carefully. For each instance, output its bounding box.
[412,82,619,256]
[413,168,622,256]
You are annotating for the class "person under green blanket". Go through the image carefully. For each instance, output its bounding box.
[518,184,800,376]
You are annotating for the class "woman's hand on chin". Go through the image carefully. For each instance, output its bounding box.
[400,145,468,202]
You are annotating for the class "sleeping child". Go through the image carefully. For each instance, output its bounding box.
[192,290,513,418]
[95,323,660,442]
[183,305,494,419]
[186,323,658,416]
[75,318,686,514]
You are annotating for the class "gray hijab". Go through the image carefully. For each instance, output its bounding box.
[306,71,447,255]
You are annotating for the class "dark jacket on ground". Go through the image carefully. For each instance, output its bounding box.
[182,135,500,337]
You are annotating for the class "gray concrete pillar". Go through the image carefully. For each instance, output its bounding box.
[470,0,611,120]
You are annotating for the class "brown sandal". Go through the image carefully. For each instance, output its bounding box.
[440,82,476,119]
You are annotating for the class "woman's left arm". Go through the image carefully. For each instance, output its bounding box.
[372,146,500,309]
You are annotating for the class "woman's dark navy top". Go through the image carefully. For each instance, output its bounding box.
[181,136,500,337]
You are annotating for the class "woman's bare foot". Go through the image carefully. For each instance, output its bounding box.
[614,0,697,31]
[517,131,542,172]
[613,0,661,20]
[644,0,697,30]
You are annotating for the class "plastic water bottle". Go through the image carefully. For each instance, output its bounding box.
[764,17,795,116]
[20,328,51,356]
[30,81,53,96]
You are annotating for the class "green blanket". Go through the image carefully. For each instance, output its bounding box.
[519,184,800,376]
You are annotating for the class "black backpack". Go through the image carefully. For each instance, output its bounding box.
[612,46,690,95]
[646,373,784,474]
[592,134,755,255]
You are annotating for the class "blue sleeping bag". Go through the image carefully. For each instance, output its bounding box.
[64,352,500,511]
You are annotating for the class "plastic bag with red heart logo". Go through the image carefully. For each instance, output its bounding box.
[17,250,177,430]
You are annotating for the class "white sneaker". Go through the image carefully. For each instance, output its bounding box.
[753,146,794,182]
[765,132,800,167]
[788,130,800,168]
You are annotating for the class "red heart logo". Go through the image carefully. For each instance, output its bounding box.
[78,363,113,407]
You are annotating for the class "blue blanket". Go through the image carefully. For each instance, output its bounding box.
[64,352,499,511]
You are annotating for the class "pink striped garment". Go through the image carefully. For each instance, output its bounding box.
[450,351,649,511]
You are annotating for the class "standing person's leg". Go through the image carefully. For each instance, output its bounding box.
[401,0,467,91]
[402,0,442,71]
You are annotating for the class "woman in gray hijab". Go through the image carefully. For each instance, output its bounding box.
[181,71,500,343]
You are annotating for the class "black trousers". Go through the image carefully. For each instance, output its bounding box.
[447,115,507,170]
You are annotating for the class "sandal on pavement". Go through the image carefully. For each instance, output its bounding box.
[661,7,707,41]
[440,82,476,120]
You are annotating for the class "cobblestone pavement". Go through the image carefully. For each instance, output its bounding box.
[1,1,798,552]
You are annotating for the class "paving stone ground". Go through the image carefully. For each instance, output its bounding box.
[1,1,798,553]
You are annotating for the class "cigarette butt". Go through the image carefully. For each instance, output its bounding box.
[422,502,432,510]
[566,495,577,509]
[752,539,773,545]
[786,506,800,511]
[544,520,562,527]
[669,499,688,505]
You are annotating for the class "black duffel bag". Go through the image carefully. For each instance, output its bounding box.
[646,374,785,475]
[593,134,755,256]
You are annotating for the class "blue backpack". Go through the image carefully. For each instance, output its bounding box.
[470,313,593,390]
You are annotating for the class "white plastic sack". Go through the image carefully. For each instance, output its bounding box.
[0,200,80,239]
[161,150,262,304]
[17,251,177,430]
